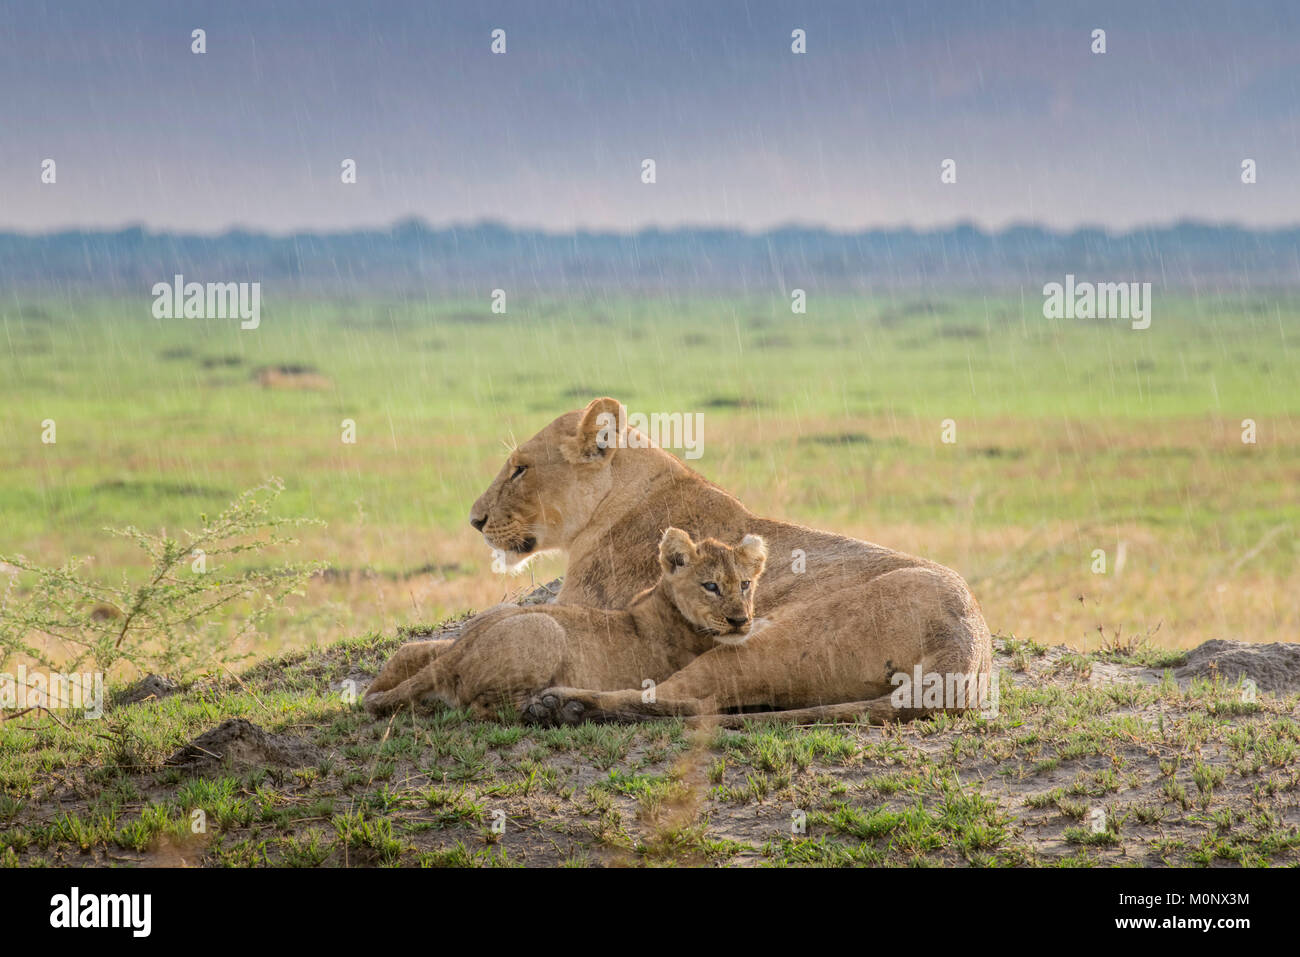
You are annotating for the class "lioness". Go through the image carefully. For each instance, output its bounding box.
[372,396,992,725]
[363,528,768,717]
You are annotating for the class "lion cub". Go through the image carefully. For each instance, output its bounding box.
[363,527,767,717]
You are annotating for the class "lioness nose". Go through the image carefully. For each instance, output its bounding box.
[470,514,487,531]
[726,616,749,628]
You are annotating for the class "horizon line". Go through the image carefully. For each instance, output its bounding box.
[4,216,1300,241]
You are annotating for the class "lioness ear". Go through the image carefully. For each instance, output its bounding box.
[659,526,697,574]
[562,396,625,464]
[735,534,768,578]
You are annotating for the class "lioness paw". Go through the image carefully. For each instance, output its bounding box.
[522,689,588,726]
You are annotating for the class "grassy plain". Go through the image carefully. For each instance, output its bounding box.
[4,632,1299,868]
[2,291,1297,665]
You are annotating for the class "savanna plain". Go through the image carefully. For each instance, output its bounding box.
[1,291,1297,867]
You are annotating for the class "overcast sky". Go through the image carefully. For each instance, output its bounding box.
[2,0,1297,234]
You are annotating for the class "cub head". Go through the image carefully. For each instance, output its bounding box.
[469,397,630,568]
[657,527,767,644]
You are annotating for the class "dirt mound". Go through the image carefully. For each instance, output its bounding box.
[1174,639,1300,694]
[113,674,178,706]
[165,718,322,771]
[517,578,562,605]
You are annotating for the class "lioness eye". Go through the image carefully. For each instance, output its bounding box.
[702,582,720,594]
[510,465,527,480]
[741,581,751,591]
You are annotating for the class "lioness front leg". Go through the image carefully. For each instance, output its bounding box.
[520,635,800,725]
[522,685,931,727]
[522,685,717,725]
[524,627,806,725]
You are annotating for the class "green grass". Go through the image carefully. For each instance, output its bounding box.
[3,293,1299,658]
[5,292,1298,533]
[2,291,1300,868]
[2,632,1299,867]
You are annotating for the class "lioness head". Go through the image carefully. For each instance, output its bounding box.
[469,397,629,568]
[657,526,767,644]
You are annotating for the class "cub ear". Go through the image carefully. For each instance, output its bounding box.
[734,534,768,578]
[658,526,697,574]
[562,396,625,464]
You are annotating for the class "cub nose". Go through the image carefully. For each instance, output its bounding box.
[726,616,749,629]
[470,514,487,531]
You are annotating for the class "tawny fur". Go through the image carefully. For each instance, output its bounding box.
[364,528,767,717]
[369,397,993,724]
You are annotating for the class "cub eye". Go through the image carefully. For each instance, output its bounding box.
[741,581,751,591]
[510,465,527,481]
[702,582,720,594]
